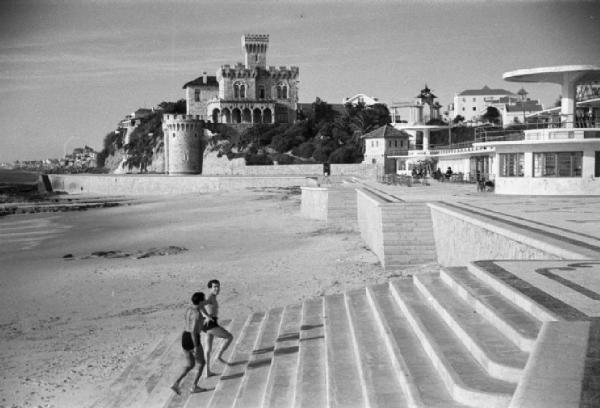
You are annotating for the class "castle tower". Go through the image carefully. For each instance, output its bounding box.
[242,34,269,69]
[162,114,206,174]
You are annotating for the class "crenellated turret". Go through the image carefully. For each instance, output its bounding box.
[161,114,207,174]
[242,34,269,69]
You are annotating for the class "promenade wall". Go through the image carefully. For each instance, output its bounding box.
[49,174,317,196]
[202,154,377,178]
[428,203,590,266]
[353,188,591,269]
[356,188,387,265]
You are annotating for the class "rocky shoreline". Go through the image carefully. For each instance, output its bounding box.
[0,193,132,217]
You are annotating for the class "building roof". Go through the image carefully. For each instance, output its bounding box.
[182,75,219,89]
[361,125,411,139]
[343,93,379,106]
[458,85,514,96]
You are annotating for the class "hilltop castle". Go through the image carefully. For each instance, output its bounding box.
[162,34,300,174]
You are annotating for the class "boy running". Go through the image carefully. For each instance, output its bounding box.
[203,279,234,376]
[171,291,211,395]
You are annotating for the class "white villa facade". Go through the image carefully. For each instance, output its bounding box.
[454,86,516,122]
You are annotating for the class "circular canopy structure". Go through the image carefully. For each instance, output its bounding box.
[503,65,600,84]
[503,65,600,128]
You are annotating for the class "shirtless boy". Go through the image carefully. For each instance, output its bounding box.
[171,291,211,395]
[204,279,234,376]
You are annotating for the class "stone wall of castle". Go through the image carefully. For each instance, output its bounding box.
[162,114,206,174]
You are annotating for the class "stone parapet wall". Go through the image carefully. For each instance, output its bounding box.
[356,188,386,266]
[428,203,577,267]
[300,187,329,220]
[49,174,317,196]
[202,155,377,178]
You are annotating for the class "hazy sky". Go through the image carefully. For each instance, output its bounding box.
[1,0,599,162]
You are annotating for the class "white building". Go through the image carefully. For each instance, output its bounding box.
[454,86,516,122]
[361,125,410,174]
[343,94,379,106]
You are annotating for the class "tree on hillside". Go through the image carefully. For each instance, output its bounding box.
[481,106,502,125]
[124,112,163,172]
[453,115,465,124]
[158,99,186,114]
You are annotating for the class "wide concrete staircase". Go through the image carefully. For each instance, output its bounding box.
[326,182,359,231]
[381,202,437,269]
[93,262,546,408]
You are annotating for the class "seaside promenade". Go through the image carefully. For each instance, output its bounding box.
[89,177,600,408]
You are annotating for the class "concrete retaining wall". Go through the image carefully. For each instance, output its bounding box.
[428,203,574,267]
[300,187,329,221]
[356,188,387,266]
[203,155,377,178]
[49,174,317,196]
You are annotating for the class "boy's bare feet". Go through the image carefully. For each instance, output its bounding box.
[190,385,206,393]
[170,384,181,395]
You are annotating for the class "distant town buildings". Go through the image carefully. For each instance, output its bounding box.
[8,146,98,172]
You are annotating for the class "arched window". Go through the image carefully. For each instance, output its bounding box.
[276,82,288,99]
[234,81,246,99]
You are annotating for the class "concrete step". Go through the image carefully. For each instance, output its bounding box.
[366,283,468,408]
[390,279,515,408]
[440,267,541,352]
[324,293,366,408]
[345,289,408,407]
[261,304,302,408]
[384,255,437,266]
[182,317,248,408]
[206,313,265,408]
[90,332,179,408]
[232,307,283,408]
[293,298,327,408]
[466,262,559,321]
[414,274,528,383]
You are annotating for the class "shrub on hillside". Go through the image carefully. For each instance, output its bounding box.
[271,153,296,165]
[245,154,273,166]
[292,142,315,158]
[329,145,359,163]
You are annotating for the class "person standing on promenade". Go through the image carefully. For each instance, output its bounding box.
[204,279,234,377]
[171,291,211,395]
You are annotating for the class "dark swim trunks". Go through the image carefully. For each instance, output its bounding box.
[202,317,219,332]
[181,331,200,351]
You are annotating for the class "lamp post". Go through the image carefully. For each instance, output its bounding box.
[517,87,528,126]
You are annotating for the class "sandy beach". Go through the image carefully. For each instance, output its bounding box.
[0,187,408,408]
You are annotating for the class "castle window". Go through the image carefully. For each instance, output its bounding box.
[194,89,200,102]
[259,86,265,99]
[234,81,246,99]
[276,83,288,99]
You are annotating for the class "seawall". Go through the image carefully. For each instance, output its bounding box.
[49,174,318,195]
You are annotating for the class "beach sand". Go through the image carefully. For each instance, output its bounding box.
[0,187,412,408]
